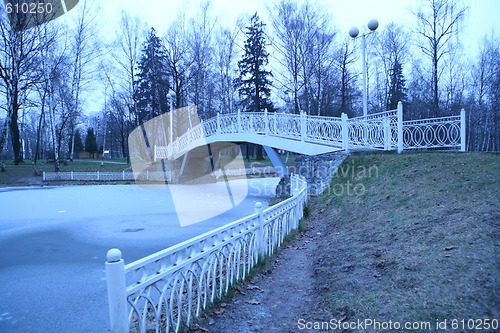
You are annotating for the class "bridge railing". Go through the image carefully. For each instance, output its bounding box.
[347,109,398,150]
[105,174,308,333]
[154,102,466,160]
[402,110,465,150]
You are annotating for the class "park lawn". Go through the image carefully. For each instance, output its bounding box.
[0,153,296,186]
[0,158,131,186]
[310,152,499,330]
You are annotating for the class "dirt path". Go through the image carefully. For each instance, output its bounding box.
[191,207,327,333]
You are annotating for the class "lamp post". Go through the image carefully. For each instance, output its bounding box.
[168,91,175,143]
[349,19,379,117]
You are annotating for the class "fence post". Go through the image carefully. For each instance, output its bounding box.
[106,248,128,333]
[71,171,74,180]
[397,101,403,153]
[122,170,125,181]
[264,108,269,135]
[460,108,466,152]
[300,111,306,142]
[97,171,100,181]
[255,202,266,258]
[291,174,300,197]
[43,171,45,181]
[216,112,220,134]
[341,113,349,152]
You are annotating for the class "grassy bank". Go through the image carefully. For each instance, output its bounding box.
[310,152,499,330]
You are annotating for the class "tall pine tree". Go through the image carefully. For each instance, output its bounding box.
[235,13,273,113]
[134,28,170,125]
[387,60,407,110]
[84,128,98,159]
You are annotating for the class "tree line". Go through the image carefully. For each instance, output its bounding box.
[0,0,497,174]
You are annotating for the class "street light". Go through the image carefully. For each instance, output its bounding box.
[349,19,379,117]
[168,91,175,143]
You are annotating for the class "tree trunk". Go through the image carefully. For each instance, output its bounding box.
[256,145,263,160]
[10,109,22,165]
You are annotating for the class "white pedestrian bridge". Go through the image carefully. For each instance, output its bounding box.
[153,102,465,161]
[144,102,465,180]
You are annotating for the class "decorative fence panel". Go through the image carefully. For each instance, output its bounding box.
[305,115,343,146]
[402,114,463,150]
[105,174,308,333]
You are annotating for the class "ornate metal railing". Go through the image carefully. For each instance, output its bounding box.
[153,103,466,160]
[402,115,463,150]
[105,174,308,333]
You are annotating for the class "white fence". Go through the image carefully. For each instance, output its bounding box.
[43,171,174,182]
[154,102,466,160]
[42,168,276,182]
[105,174,308,333]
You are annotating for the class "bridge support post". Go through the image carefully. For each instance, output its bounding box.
[397,101,403,153]
[460,108,466,152]
[263,146,288,178]
[179,151,191,176]
[341,113,349,152]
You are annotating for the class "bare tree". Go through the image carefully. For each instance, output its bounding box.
[335,38,359,117]
[412,0,467,116]
[270,0,336,115]
[57,0,101,162]
[467,36,499,151]
[214,25,240,114]
[187,1,217,118]
[269,0,305,113]
[111,11,146,128]
[371,22,408,111]
[0,5,58,165]
[164,11,192,109]
[35,16,75,172]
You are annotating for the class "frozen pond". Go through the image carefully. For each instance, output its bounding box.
[0,178,279,333]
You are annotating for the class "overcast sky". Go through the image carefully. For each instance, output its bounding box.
[92,0,499,52]
[44,0,500,116]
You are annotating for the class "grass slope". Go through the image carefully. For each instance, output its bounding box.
[311,152,499,331]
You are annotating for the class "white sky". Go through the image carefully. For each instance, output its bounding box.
[1,0,495,119]
[91,0,499,51]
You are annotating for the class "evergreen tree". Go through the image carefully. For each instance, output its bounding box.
[134,28,170,125]
[84,128,98,158]
[235,13,273,113]
[387,60,407,110]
